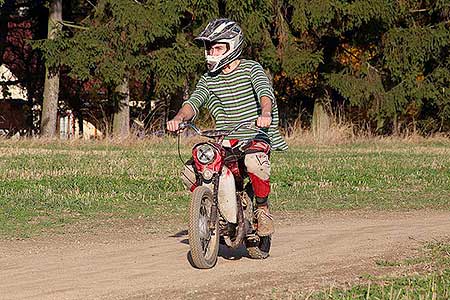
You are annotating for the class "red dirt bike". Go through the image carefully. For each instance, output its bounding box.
[177,122,272,269]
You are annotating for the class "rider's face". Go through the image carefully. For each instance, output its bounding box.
[205,43,228,56]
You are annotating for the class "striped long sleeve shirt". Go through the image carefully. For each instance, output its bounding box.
[183,59,288,151]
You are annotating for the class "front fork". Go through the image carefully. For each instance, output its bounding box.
[208,174,220,230]
[207,173,246,249]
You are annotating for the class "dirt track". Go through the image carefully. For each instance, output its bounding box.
[1,210,449,300]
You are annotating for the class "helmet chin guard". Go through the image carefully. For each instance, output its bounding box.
[195,19,244,73]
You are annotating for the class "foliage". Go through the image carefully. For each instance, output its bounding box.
[4,0,450,135]
[273,0,449,134]
[34,0,185,87]
[0,0,48,133]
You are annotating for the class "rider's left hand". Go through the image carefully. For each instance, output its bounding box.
[256,115,272,128]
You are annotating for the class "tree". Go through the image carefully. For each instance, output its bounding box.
[30,0,450,137]
[0,0,47,135]
[291,0,450,134]
[40,0,62,137]
[381,4,450,133]
[35,0,195,138]
[112,77,130,137]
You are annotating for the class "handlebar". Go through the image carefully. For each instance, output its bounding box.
[175,121,270,170]
[178,122,269,139]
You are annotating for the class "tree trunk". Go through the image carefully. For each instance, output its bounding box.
[393,113,399,136]
[312,100,331,140]
[112,77,130,138]
[40,0,62,138]
[78,113,84,138]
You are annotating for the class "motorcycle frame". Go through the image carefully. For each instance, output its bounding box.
[191,141,248,249]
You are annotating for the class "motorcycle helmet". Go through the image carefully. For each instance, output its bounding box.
[194,18,244,73]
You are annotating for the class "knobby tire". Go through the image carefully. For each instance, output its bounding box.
[188,186,220,269]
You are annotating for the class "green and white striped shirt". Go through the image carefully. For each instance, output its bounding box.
[183,59,288,151]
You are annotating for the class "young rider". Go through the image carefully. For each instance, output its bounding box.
[167,18,288,237]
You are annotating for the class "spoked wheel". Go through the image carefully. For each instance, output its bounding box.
[246,235,271,259]
[188,186,220,269]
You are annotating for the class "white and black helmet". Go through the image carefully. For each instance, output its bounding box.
[195,18,244,73]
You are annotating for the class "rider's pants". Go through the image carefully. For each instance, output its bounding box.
[181,140,271,206]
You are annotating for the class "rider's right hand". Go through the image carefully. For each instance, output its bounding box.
[167,118,182,132]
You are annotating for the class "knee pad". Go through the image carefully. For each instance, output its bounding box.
[244,152,270,180]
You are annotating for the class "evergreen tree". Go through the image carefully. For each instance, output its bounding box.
[34,0,190,137]
[30,0,450,136]
[286,0,450,134]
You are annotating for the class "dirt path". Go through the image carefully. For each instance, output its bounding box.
[1,210,449,300]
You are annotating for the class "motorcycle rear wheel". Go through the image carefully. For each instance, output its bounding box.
[246,235,271,259]
[188,186,220,269]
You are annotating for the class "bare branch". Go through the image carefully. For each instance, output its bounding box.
[410,9,429,13]
[57,20,89,30]
[366,62,381,74]
[86,0,96,7]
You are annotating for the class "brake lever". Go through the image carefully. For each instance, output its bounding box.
[178,122,202,135]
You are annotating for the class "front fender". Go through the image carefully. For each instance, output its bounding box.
[217,166,237,224]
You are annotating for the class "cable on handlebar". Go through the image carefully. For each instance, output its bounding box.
[177,126,197,187]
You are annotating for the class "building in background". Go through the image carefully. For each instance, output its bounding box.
[1,64,101,138]
[59,111,102,139]
[0,64,29,135]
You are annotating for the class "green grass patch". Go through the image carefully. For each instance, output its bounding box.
[272,141,450,210]
[0,138,449,236]
[0,140,189,236]
[271,239,450,299]
[308,272,450,300]
[306,240,450,299]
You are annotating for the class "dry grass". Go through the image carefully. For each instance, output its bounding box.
[2,116,449,148]
[283,119,450,146]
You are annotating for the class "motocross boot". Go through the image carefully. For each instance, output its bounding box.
[255,204,274,236]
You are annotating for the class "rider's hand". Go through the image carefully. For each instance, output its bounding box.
[167,117,183,132]
[256,113,272,128]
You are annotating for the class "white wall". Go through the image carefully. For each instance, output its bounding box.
[0,64,27,100]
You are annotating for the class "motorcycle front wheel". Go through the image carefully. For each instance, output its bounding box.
[188,186,220,269]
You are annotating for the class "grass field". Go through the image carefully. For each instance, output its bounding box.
[0,138,449,237]
[1,137,450,298]
[295,240,450,300]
